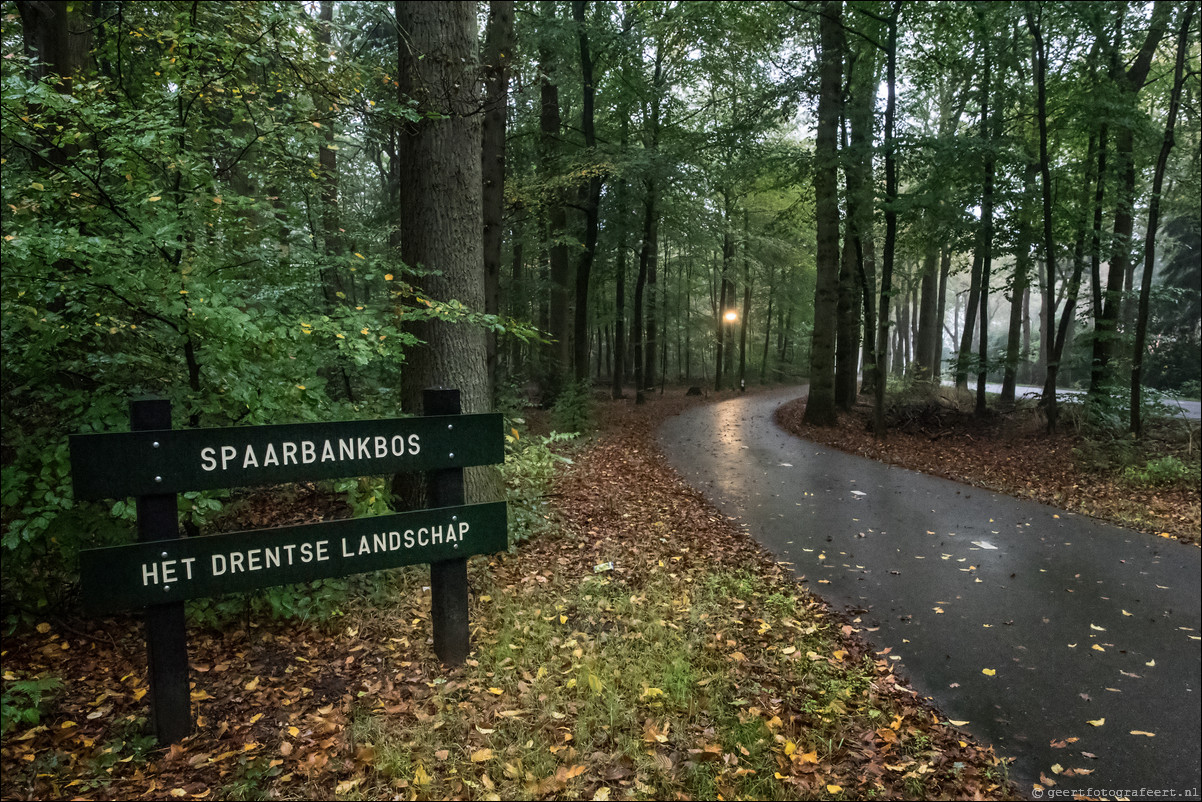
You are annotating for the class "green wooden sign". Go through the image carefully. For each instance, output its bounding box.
[72,391,501,744]
[78,501,506,614]
[69,413,503,500]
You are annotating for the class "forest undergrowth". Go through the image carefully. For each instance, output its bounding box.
[0,389,1019,801]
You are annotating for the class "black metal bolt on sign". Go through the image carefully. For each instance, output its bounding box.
[71,389,506,744]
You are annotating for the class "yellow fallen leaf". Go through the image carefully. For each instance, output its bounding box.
[1090,624,1106,631]
[947,719,969,726]
[1122,610,1132,616]
[1051,763,1063,774]
[827,784,842,794]
[470,748,494,763]
[244,677,260,691]
[1092,644,1105,652]
[36,622,51,634]
[832,650,847,661]
[414,764,431,785]
[1130,730,1155,737]
[982,668,996,676]
[1146,659,1155,667]
[249,713,262,725]
[592,788,610,801]
[488,687,504,695]
[1087,718,1105,727]
[781,646,797,655]
[799,749,818,764]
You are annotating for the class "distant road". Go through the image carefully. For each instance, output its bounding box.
[950,381,1201,422]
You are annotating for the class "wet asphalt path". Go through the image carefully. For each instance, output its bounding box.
[658,387,1201,798]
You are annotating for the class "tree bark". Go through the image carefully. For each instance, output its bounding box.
[1089,1,1171,400]
[482,0,514,397]
[805,0,843,426]
[392,0,492,505]
[539,1,571,396]
[872,3,901,438]
[573,0,602,383]
[1131,3,1192,436]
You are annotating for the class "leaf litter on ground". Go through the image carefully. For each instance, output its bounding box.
[1,388,1019,801]
[775,395,1200,546]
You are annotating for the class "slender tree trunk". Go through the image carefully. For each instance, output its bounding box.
[1132,4,1192,436]
[539,1,571,396]
[933,247,951,381]
[1002,165,1036,404]
[714,234,728,393]
[806,0,843,426]
[738,207,752,390]
[573,0,602,383]
[915,248,940,380]
[872,3,901,437]
[1089,1,1170,400]
[635,44,663,404]
[761,264,775,384]
[482,0,514,397]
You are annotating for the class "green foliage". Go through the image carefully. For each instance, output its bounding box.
[0,3,532,617]
[1123,456,1196,488]
[223,756,284,801]
[500,425,576,546]
[550,379,593,434]
[1,674,63,735]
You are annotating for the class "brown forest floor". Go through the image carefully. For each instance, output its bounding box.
[775,389,1201,546]
[0,390,1020,801]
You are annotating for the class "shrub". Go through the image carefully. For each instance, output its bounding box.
[551,380,593,435]
[1123,456,1196,488]
[501,426,576,546]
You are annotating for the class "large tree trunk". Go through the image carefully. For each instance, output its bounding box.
[805,0,843,426]
[392,0,492,501]
[482,0,514,397]
[18,0,92,88]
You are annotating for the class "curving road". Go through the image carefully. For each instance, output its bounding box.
[659,387,1201,799]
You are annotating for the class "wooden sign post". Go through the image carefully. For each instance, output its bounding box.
[71,389,505,744]
[131,398,192,745]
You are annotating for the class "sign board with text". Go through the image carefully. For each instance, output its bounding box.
[80,501,506,614]
[70,393,504,744]
[70,413,503,499]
